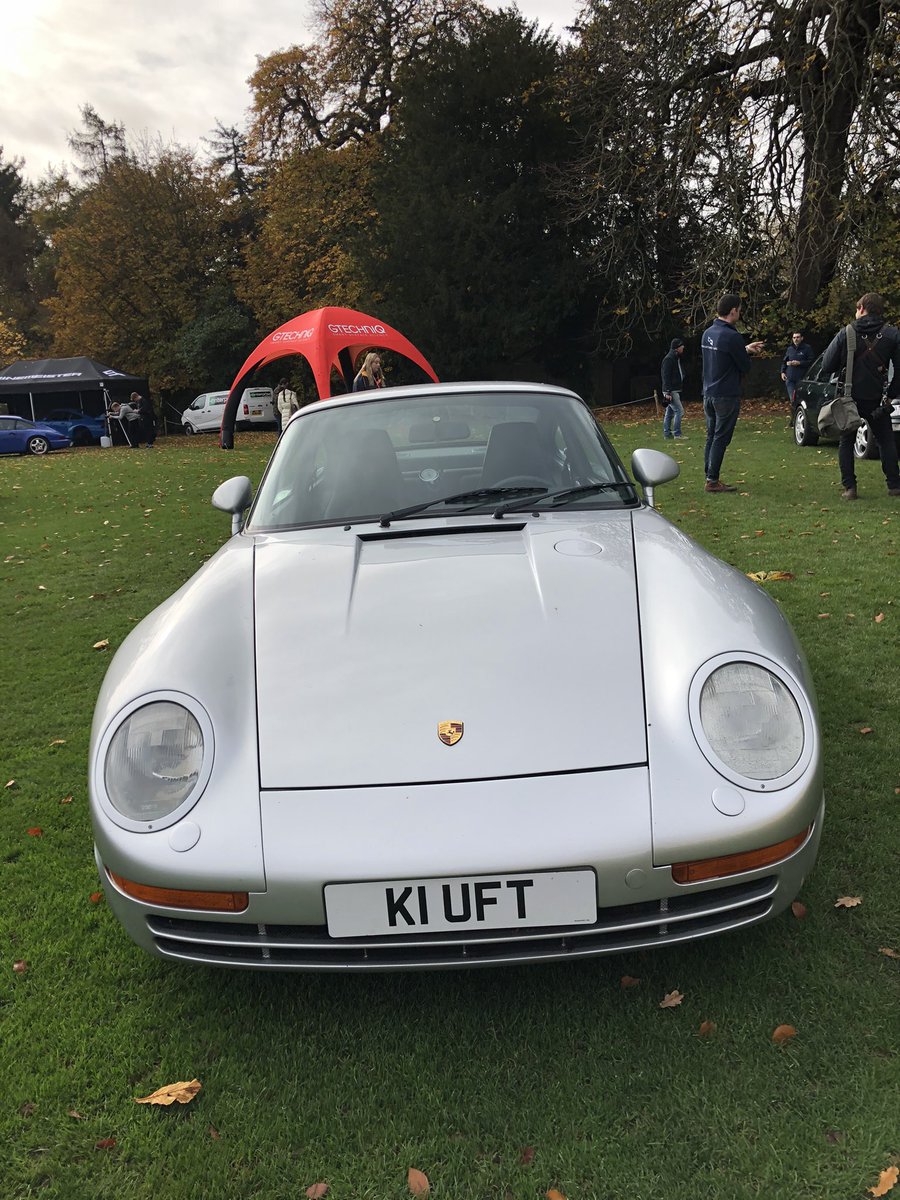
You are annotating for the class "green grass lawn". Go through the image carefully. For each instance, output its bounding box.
[1,409,897,1200]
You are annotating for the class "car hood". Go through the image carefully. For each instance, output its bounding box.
[255,514,647,787]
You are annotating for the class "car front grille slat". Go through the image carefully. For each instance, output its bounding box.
[145,876,777,970]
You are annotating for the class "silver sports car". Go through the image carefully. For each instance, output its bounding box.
[89,382,823,970]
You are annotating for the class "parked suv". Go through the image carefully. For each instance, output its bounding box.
[183,387,276,434]
[792,354,900,460]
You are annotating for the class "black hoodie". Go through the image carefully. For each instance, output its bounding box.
[821,314,900,404]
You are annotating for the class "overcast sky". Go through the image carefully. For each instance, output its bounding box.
[3,0,580,183]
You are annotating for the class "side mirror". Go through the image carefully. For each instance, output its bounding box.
[630,449,679,509]
[212,475,253,535]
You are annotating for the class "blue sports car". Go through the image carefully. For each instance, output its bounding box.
[0,415,71,456]
[39,408,109,446]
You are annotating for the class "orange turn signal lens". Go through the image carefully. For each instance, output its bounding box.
[107,869,249,912]
[671,825,812,884]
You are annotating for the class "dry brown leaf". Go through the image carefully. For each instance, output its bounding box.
[546,1190,568,1200]
[49,739,66,746]
[68,1109,83,1119]
[208,1125,221,1140]
[697,1019,717,1037]
[306,1185,329,1198]
[878,947,900,959]
[746,570,794,581]
[824,1130,844,1144]
[60,795,73,804]
[13,960,27,974]
[874,612,885,623]
[817,613,830,619]
[835,896,862,908]
[620,974,641,989]
[869,1166,899,1197]
[791,901,808,919]
[134,1079,202,1106]
[5,780,16,788]
[408,1167,430,1195]
[772,1024,797,1044]
[89,891,103,904]
[659,990,684,1008]
[27,827,43,837]
[20,1101,36,1116]
[92,639,109,650]
[859,726,874,735]
[94,1138,116,1150]
[520,1146,535,1165]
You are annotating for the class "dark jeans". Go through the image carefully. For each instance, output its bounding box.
[703,394,741,482]
[838,401,900,490]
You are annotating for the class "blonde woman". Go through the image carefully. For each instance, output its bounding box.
[353,352,384,392]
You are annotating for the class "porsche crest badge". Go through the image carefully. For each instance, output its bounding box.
[438,721,464,746]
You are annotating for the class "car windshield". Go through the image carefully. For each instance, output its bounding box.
[247,389,636,530]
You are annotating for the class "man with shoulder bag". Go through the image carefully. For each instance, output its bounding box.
[821,292,900,500]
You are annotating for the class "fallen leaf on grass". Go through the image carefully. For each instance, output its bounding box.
[20,1102,35,1116]
[306,1184,329,1198]
[5,780,16,788]
[746,570,794,582]
[49,739,66,747]
[547,1190,567,1200]
[817,613,831,619]
[89,891,103,904]
[92,639,109,650]
[520,1146,535,1165]
[772,1024,797,1044]
[835,896,862,908]
[13,960,27,974]
[869,1166,899,1197]
[60,795,73,804]
[27,828,43,837]
[874,612,885,623]
[859,726,874,735]
[208,1125,221,1140]
[408,1167,430,1195]
[824,1130,844,1144]
[791,901,808,919]
[620,974,641,989]
[697,1020,717,1037]
[879,947,899,959]
[94,1138,116,1150]
[134,1079,202,1106]
[659,990,684,1008]
[68,1110,83,1119]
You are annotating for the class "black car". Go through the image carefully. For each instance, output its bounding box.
[792,353,900,459]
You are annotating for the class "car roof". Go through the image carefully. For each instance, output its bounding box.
[297,380,583,419]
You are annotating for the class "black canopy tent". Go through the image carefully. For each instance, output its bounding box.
[0,357,149,424]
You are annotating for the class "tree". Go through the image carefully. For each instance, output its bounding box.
[246,0,481,158]
[0,148,46,357]
[562,0,900,335]
[67,105,128,180]
[47,143,252,389]
[363,8,582,378]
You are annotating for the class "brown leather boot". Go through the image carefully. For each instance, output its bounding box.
[841,487,858,500]
[705,480,737,494]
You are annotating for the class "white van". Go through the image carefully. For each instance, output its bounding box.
[183,387,276,434]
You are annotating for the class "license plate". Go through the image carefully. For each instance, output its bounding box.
[324,870,597,938]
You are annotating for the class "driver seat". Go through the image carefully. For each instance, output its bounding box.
[480,421,549,487]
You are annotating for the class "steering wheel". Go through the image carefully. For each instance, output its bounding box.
[491,475,551,490]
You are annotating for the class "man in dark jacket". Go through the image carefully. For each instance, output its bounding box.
[781,331,814,416]
[700,293,764,493]
[821,293,900,500]
[660,338,687,439]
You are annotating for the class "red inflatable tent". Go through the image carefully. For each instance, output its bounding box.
[220,306,438,447]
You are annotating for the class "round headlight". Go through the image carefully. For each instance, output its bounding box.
[698,661,804,781]
[104,701,205,824]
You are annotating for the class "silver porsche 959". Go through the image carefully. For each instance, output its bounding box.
[89,382,823,970]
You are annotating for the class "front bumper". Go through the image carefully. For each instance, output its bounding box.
[96,769,824,971]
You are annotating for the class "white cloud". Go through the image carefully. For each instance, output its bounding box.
[1,0,579,181]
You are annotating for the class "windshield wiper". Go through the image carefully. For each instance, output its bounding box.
[492,481,635,517]
[379,486,547,527]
